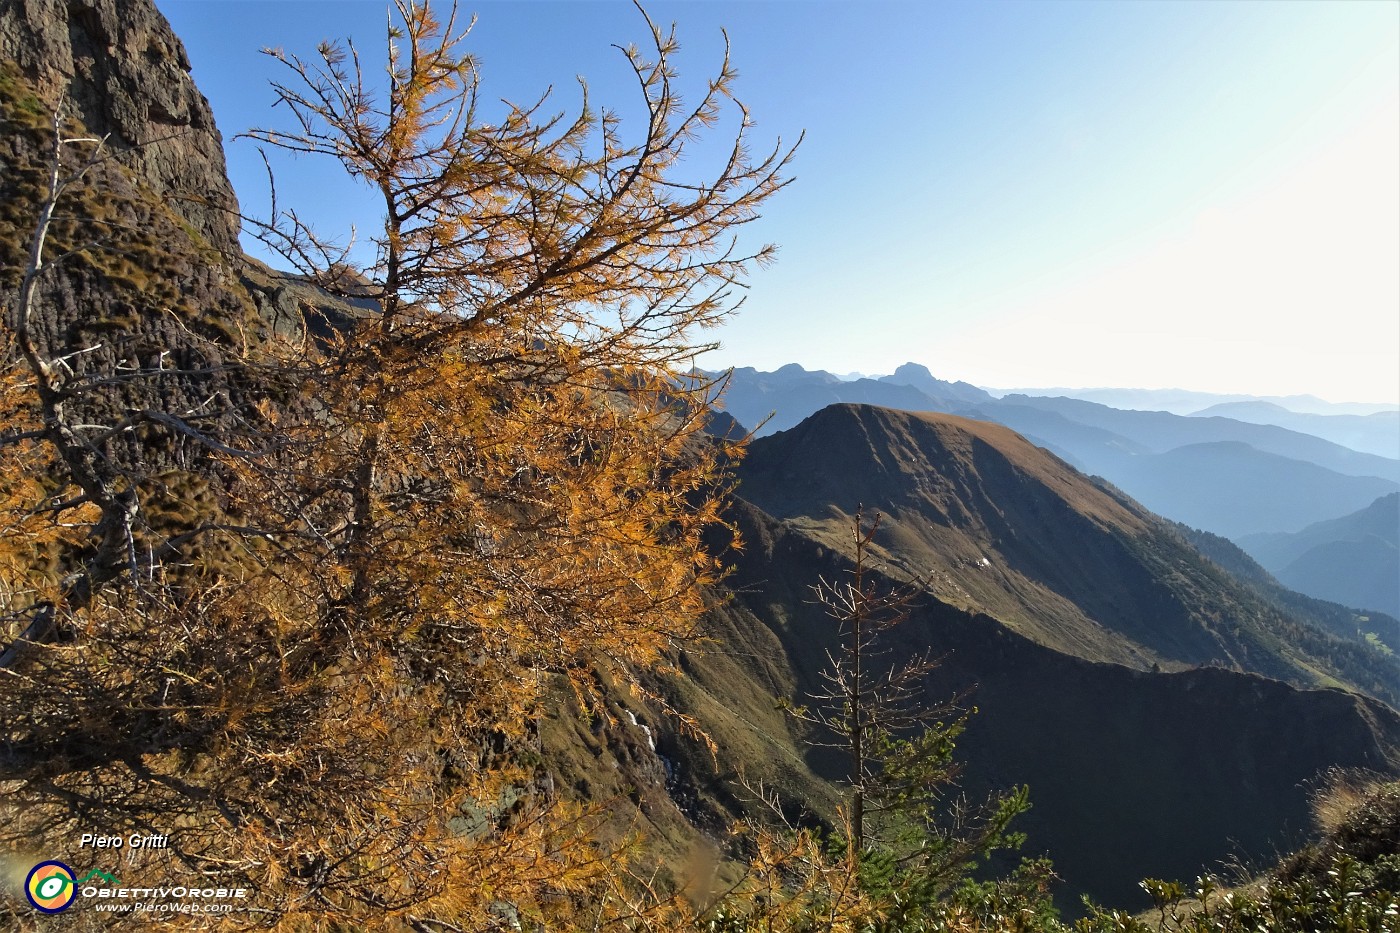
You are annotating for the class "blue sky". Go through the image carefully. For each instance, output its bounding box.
[160,1,1399,403]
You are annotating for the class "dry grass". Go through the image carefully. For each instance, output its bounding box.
[1310,766,1389,836]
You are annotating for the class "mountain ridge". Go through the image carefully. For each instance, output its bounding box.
[1189,402,1399,459]
[735,403,1400,704]
[710,363,1400,539]
[992,386,1399,417]
[710,457,1400,911]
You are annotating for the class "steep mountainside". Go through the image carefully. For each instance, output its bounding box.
[703,457,1400,913]
[531,404,1400,913]
[735,404,1400,703]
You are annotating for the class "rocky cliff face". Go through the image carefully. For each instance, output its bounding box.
[0,0,273,483]
[0,0,240,256]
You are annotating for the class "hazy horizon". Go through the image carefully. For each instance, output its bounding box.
[711,360,1399,409]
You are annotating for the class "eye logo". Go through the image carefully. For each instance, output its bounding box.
[25,861,77,913]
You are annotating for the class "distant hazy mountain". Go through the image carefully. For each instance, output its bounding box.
[995,386,1400,418]
[715,366,1399,480]
[944,407,1399,538]
[998,394,1400,484]
[1238,494,1400,619]
[1190,401,1400,459]
[877,361,992,404]
[1277,540,1399,621]
[711,363,954,435]
[712,364,1400,538]
[1103,442,1398,539]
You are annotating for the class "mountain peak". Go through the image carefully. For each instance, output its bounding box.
[892,361,935,380]
[740,403,1142,536]
[1191,400,1294,417]
[878,362,992,405]
[767,363,843,385]
[739,403,1400,701]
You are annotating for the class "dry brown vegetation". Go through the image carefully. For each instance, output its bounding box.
[0,2,805,926]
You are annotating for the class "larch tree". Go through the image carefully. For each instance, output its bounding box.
[237,0,794,693]
[674,513,1048,933]
[780,510,1037,929]
[0,1,794,928]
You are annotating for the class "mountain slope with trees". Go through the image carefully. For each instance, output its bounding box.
[711,462,1400,913]
[735,404,1400,704]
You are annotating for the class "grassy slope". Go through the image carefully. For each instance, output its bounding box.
[713,490,1400,913]
[536,475,1400,913]
[736,404,1400,706]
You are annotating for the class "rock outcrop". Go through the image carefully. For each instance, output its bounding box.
[0,0,240,256]
[0,0,274,481]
